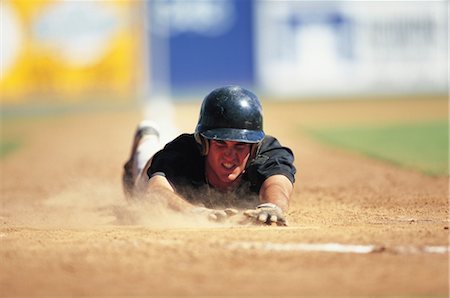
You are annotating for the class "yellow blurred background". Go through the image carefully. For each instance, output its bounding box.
[1,0,143,104]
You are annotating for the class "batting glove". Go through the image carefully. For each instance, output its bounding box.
[244,203,287,226]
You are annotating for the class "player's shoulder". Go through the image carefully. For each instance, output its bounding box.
[260,134,294,156]
[166,133,196,147]
[261,134,282,148]
[162,133,199,155]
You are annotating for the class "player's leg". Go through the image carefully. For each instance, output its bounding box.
[122,120,162,198]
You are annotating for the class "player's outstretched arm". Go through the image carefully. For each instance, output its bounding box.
[244,175,293,226]
[259,174,293,211]
[146,175,195,212]
[146,175,238,221]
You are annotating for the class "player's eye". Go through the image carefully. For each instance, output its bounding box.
[235,143,248,151]
[214,140,227,147]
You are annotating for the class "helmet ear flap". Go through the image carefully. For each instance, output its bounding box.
[245,142,261,169]
[250,143,261,160]
[194,133,209,156]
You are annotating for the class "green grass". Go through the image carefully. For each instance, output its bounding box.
[0,139,21,158]
[305,120,448,176]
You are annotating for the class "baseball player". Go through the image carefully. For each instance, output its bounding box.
[123,86,296,226]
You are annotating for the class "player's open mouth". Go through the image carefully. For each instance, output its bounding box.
[222,162,235,170]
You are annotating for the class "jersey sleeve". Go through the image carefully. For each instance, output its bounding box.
[245,135,296,192]
[146,134,204,184]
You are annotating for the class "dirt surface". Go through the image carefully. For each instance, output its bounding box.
[1,97,448,297]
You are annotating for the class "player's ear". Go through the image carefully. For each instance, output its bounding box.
[194,133,209,156]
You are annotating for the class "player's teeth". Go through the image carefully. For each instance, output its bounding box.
[223,163,233,169]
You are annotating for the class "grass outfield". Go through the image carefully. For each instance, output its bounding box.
[2,98,447,176]
[0,140,21,158]
[305,120,448,176]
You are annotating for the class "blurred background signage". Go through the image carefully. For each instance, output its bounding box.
[1,0,142,103]
[148,0,254,97]
[254,1,448,97]
[1,0,447,104]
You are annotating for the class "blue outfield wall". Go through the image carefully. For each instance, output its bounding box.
[148,0,255,97]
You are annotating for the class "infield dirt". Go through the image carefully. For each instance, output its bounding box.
[1,97,448,296]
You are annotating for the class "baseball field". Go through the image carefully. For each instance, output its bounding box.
[1,95,448,296]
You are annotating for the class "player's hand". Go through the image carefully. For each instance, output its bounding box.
[191,207,238,222]
[243,203,287,226]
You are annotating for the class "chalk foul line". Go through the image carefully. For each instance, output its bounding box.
[226,242,449,255]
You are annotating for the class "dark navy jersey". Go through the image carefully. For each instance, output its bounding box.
[147,134,296,208]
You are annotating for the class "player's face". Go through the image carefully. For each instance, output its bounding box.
[205,140,251,191]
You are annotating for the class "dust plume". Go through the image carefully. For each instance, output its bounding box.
[1,179,248,229]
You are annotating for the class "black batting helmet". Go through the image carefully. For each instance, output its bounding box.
[194,86,265,156]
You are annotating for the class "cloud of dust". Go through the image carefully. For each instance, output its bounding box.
[1,179,247,229]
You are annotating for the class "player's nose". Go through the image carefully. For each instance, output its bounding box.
[223,147,237,159]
